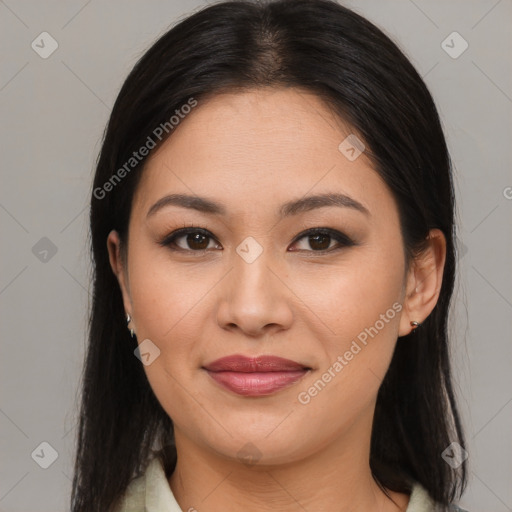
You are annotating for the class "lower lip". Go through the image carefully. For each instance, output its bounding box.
[205,370,309,396]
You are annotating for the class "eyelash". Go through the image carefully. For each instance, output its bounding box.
[158,224,357,254]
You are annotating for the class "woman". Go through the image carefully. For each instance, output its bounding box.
[71,0,468,510]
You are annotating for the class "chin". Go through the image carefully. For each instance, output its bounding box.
[193,424,315,468]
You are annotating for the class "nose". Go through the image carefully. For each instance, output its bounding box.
[216,251,294,338]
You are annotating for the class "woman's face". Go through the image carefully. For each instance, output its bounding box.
[109,87,421,465]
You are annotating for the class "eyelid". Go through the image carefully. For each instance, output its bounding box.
[290,227,356,251]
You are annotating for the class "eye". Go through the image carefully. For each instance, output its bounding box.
[159,227,221,252]
[159,226,356,253]
[289,228,356,252]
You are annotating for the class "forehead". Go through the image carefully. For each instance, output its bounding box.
[133,87,393,220]
[147,87,355,165]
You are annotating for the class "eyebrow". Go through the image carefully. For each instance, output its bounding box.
[146,192,370,219]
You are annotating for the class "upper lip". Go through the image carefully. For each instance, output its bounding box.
[203,355,311,372]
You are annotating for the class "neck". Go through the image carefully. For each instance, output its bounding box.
[168,410,409,512]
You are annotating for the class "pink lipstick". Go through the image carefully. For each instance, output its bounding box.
[203,355,311,396]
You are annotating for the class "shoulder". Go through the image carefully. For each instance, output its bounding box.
[113,468,146,512]
[113,455,183,512]
[406,482,469,512]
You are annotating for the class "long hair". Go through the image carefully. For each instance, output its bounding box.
[71,1,467,510]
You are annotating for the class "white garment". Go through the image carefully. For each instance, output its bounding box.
[115,455,442,512]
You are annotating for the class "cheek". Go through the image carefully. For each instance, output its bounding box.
[126,253,212,426]
[127,244,213,340]
[291,246,405,403]
[126,247,226,410]
[290,243,405,338]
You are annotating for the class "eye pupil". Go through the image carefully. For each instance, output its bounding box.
[309,234,330,250]
[187,232,209,250]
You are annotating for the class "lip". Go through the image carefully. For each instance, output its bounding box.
[203,355,311,397]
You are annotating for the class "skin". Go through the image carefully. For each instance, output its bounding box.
[107,87,446,512]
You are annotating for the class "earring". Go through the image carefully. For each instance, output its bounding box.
[410,320,421,330]
[126,314,134,338]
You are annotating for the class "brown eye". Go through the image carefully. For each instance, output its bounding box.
[290,228,356,252]
[160,228,220,252]
[184,232,210,250]
[307,233,332,250]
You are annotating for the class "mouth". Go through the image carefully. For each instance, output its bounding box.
[202,355,312,397]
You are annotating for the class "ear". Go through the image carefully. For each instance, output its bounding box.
[107,230,133,322]
[398,228,447,336]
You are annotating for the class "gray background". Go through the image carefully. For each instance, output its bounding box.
[0,0,511,510]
